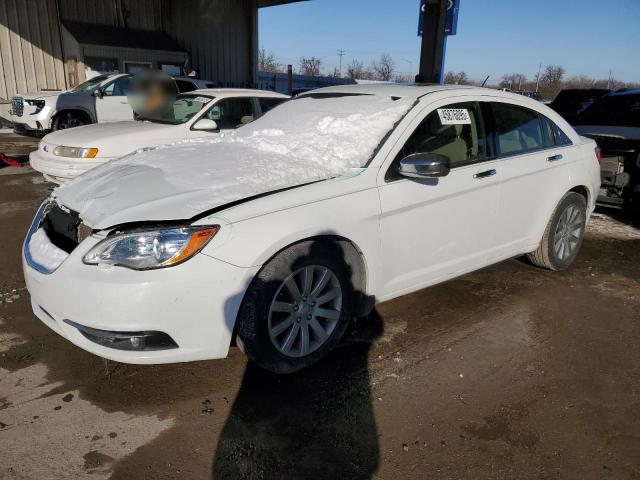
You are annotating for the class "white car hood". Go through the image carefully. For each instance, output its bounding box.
[53,95,414,229]
[43,121,183,157]
[19,90,63,100]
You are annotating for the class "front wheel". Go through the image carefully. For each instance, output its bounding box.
[235,241,354,374]
[53,111,85,130]
[527,192,587,270]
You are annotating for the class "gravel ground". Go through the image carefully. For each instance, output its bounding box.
[0,149,639,479]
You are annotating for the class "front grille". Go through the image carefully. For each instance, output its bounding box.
[42,204,82,253]
[11,96,23,117]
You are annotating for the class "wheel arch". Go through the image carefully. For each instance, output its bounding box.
[50,108,93,129]
[238,234,373,329]
[568,184,590,207]
[531,184,591,252]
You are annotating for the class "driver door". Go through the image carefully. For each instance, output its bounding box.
[376,99,501,299]
[95,76,134,123]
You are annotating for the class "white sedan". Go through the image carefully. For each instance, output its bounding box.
[22,84,600,374]
[29,89,289,183]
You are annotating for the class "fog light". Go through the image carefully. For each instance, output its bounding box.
[63,320,178,351]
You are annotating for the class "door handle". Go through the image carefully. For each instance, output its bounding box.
[547,154,563,162]
[473,169,497,179]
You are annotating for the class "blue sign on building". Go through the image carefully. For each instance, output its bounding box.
[418,0,460,36]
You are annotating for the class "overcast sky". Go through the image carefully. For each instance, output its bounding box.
[259,0,640,83]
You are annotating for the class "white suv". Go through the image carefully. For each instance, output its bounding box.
[10,73,212,134]
[22,84,600,374]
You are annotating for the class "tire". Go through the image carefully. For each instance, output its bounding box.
[236,241,355,374]
[527,192,587,271]
[53,111,86,131]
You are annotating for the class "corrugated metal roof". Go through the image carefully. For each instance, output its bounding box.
[257,0,308,7]
[62,20,186,52]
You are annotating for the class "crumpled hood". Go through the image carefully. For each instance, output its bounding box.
[43,121,180,157]
[53,95,414,229]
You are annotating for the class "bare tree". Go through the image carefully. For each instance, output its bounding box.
[394,73,413,83]
[445,71,471,85]
[258,48,281,73]
[346,59,374,80]
[299,56,322,77]
[372,53,395,81]
[539,65,566,99]
[499,72,528,90]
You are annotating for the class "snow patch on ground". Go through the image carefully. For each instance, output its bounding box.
[28,228,68,271]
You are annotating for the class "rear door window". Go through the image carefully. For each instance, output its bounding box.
[490,103,545,156]
[258,97,287,115]
[175,80,197,93]
[205,98,255,129]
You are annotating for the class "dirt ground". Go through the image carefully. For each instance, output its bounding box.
[1,133,639,479]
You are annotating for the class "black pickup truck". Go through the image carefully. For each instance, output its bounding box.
[574,90,640,211]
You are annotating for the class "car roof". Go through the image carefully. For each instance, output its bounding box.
[186,88,290,99]
[608,88,640,97]
[299,83,535,102]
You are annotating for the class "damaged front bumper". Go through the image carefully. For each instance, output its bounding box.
[22,203,257,364]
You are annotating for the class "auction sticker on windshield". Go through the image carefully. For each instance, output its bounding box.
[437,108,471,125]
[192,97,211,103]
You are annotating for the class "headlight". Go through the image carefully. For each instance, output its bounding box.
[83,226,219,270]
[53,145,99,158]
[25,99,45,114]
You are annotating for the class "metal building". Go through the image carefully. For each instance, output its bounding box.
[0,0,303,124]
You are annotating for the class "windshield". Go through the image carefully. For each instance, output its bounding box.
[137,94,213,125]
[72,75,109,92]
[576,93,640,128]
[230,93,414,168]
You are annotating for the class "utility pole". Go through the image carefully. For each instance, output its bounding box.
[607,69,612,89]
[337,49,346,77]
[535,62,543,93]
[417,0,448,84]
[402,58,413,78]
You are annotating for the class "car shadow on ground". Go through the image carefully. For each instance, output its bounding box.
[595,205,640,228]
[211,311,383,480]
[212,238,383,479]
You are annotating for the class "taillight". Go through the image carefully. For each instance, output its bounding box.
[595,146,602,164]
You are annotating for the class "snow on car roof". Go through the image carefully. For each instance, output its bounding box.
[303,82,478,99]
[189,88,289,98]
[55,94,414,226]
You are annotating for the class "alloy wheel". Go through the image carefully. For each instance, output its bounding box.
[268,265,343,358]
[553,204,584,261]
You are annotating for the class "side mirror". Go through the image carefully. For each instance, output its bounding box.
[92,88,104,99]
[398,153,450,178]
[192,118,218,131]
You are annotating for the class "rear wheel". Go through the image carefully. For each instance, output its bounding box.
[53,111,86,130]
[527,192,587,270]
[236,241,354,374]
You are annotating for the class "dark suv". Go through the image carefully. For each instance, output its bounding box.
[574,90,640,210]
[549,88,611,125]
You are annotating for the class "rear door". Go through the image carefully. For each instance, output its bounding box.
[95,76,134,122]
[487,101,574,260]
[377,98,501,298]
